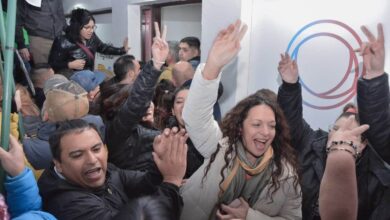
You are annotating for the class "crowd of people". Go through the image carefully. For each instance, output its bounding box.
[0,0,388,219]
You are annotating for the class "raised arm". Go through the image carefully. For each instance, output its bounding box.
[277,53,316,151]
[1,135,54,218]
[319,117,369,220]
[95,33,128,55]
[356,23,390,163]
[109,23,168,140]
[182,20,247,158]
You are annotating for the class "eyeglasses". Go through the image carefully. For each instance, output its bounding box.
[328,124,340,132]
[83,25,97,31]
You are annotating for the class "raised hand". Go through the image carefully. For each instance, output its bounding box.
[359,23,385,79]
[278,52,299,83]
[0,135,25,177]
[327,115,369,156]
[151,22,169,70]
[203,20,248,80]
[152,127,188,187]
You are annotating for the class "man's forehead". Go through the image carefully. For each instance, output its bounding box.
[179,42,190,48]
[60,129,102,149]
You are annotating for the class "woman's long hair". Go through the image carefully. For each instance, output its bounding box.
[65,8,95,43]
[203,89,300,198]
[153,79,176,129]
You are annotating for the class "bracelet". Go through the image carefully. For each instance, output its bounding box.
[326,147,356,159]
[152,58,165,65]
[326,140,361,159]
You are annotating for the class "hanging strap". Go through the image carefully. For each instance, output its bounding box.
[76,42,95,60]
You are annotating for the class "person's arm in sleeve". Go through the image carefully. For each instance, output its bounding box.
[182,64,222,158]
[277,53,315,152]
[94,34,127,55]
[15,1,30,61]
[356,24,389,163]
[108,23,168,141]
[183,20,247,158]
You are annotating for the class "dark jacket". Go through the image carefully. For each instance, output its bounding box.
[15,0,66,49]
[188,56,200,71]
[278,81,390,220]
[23,115,105,170]
[38,163,171,220]
[357,73,390,164]
[105,61,162,172]
[48,33,126,72]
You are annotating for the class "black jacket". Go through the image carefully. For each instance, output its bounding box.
[38,163,166,220]
[49,33,126,72]
[105,61,162,172]
[357,73,390,164]
[278,81,390,220]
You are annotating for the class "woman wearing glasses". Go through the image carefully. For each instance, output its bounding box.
[49,8,128,73]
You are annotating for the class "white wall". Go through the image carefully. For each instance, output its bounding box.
[62,0,112,14]
[161,4,202,41]
[201,0,390,130]
[201,0,245,119]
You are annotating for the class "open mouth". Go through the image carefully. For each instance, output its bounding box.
[254,139,267,150]
[84,167,102,180]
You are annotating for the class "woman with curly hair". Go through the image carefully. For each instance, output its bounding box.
[180,20,301,220]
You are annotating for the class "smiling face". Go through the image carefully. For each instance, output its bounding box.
[241,104,276,164]
[54,128,107,189]
[80,19,95,41]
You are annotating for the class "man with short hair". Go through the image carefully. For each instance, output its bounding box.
[112,54,141,84]
[38,119,187,220]
[179,37,201,70]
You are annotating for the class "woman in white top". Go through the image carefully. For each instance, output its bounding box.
[180,20,302,220]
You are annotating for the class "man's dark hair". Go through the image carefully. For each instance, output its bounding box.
[115,195,179,220]
[180,37,200,50]
[113,55,136,82]
[49,119,101,162]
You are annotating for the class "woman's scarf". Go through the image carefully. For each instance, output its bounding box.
[210,141,274,219]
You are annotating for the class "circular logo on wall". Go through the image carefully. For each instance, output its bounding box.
[286,20,365,110]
